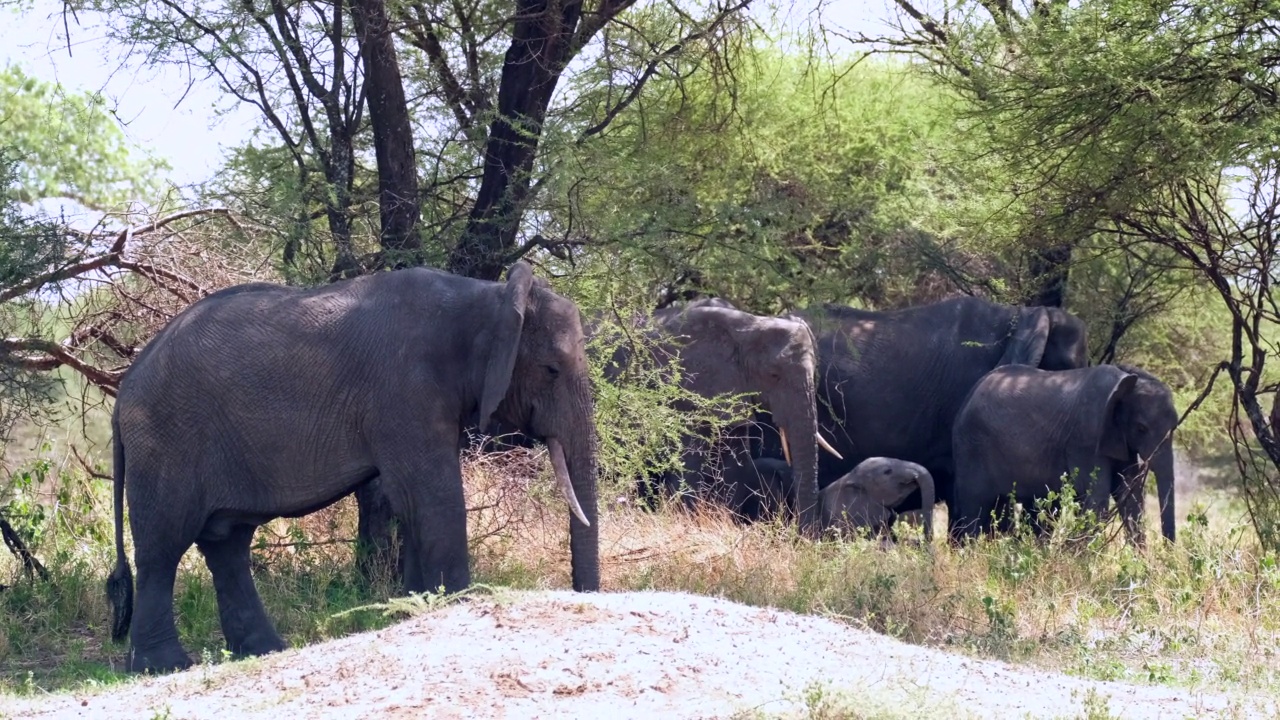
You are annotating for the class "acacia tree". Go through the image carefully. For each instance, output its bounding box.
[860,0,1126,308]
[0,67,170,430]
[72,0,757,281]
[75,0,374,279]
[877,0,1280,543]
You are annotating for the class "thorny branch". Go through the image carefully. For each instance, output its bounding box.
[0,208,256,397]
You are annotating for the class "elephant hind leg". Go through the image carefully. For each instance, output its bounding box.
[126,499,198,674]
[197,523,285,658]
[127,551,193,673]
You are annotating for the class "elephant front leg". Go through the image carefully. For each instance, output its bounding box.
[197,524,286,658]
[1111,468,1146,548]
[1071,459,1113,531]
[380,447,471,596]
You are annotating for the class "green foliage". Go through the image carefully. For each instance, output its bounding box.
[0,65,165,207]
[549,47,977,313]
[560,272,764,498]
[0,152,67,443]
[936,0,1280,233]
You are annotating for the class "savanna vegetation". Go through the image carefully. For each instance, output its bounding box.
[1,0,1279,711]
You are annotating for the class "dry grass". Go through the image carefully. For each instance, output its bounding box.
[1,448,1279,698]
[460,450,1280,693]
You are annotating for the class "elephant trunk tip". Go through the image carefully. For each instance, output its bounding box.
[106,561,133,642]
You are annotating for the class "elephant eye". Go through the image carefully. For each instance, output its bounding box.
[883,467,893,475]
[545,364,560,378]
[1137,423,1149,434]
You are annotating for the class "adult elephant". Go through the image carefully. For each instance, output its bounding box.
[106,262,599,674]
[951,364,1177,544]
[604,298,840,532]
[765,297,1090,539]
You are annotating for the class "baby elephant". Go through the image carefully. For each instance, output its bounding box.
[820,457,935,543]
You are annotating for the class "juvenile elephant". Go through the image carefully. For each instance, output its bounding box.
[107,262,600,673]
[951,364,1177,544]
[820,457,935,543]
[758,297,1089,539]
[605,298,840,531]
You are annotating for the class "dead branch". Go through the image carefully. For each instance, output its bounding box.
[72,445,112,482]
[0,337,125,395]
[0,514,49,582]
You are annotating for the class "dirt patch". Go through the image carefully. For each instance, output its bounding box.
[1,591,1272,719]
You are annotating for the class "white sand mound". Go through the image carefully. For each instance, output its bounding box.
[2,590,1271,719]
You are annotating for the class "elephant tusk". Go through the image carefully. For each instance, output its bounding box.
[816,432,843,460]
[779,427,792,466]
[548,437,590,527]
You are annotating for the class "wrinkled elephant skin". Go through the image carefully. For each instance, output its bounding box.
[951,363,1177,543]
[106,262,600,674]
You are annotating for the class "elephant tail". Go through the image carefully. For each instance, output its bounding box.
[106,412,133,642]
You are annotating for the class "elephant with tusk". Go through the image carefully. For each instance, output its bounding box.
[106,261,600,674]
[602,298,839,532]
[751,296,1090,541]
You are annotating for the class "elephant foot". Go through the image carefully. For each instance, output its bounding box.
[228,629,288,658]
[127,642,194,674]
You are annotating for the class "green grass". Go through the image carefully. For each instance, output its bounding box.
[1,452,1279,705]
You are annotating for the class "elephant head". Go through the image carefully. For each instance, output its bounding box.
[820,457,935,542]
[1001,306,1090,370]
[657,299,839,532]
[1098,365,1178,544]
[483,262,599,591]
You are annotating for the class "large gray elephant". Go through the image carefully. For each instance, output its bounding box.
[604,298,839,531]
[106,262,599,674]
[820,457,935,543]
[951,364,1177,544]
[759,297,1090,539]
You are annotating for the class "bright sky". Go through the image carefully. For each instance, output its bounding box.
[0,0,898,190]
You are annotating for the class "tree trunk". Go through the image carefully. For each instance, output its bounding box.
[351,0,422,268]
[1026,242,1072,308]
[322,122,358,278]
[446,0,585,281]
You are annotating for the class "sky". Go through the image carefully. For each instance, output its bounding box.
[0,0,899,190]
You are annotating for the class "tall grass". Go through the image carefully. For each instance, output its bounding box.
[1,449,1278,697]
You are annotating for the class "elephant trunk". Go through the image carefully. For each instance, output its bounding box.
[559,393,600,591]
[917,469,936,545]
[1152,439,1176,542]
[771,381,820,536]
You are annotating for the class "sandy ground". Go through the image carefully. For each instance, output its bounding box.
[1,590,1273,720]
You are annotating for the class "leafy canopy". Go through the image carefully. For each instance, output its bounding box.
[0,64,166,208]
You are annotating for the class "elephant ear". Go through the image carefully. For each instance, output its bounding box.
[999,307,1051,367]
[479,261,535,430]
[1099,371,1138,461]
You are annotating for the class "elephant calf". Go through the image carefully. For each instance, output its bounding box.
[820,457,935,543]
